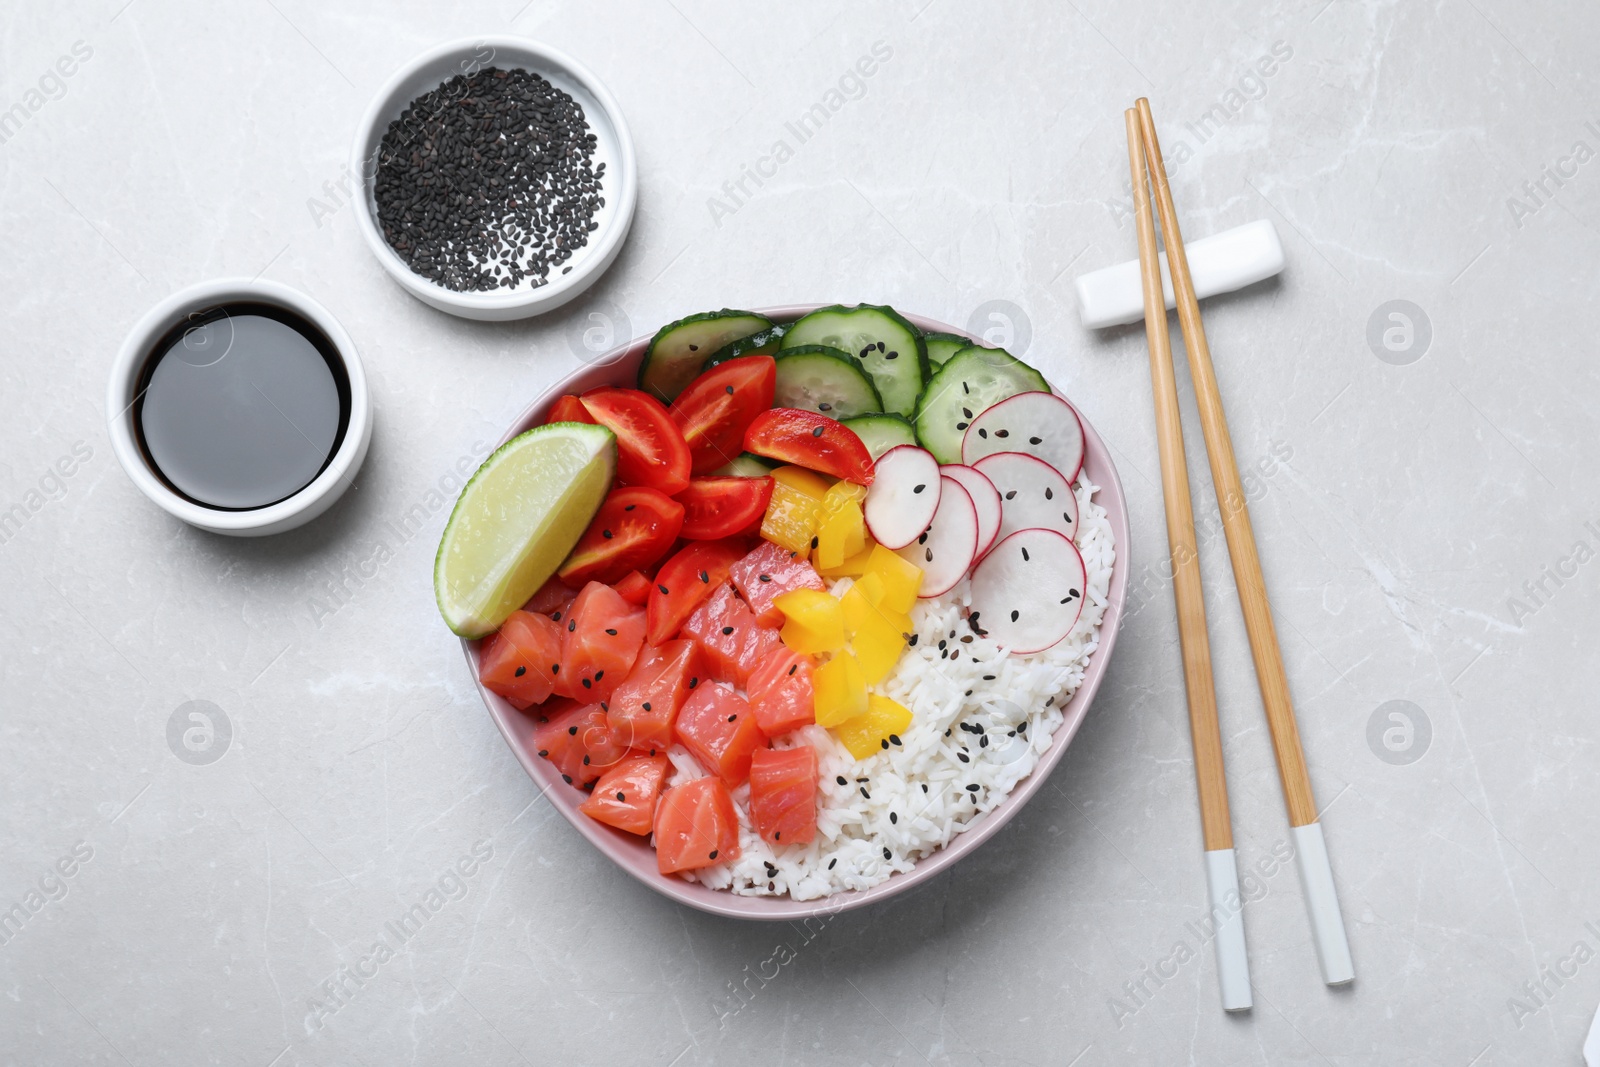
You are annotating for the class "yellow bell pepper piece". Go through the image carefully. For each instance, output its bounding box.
[771,465,832,499]
[813,650,868,728]
[761,481,822,557]
[834,694,914,760]
[774,588,845,654]
[813,538,877,579]
[863,544,923,615]
[815,499,866,569]
[821,479,867,508]
[839,582,909,685]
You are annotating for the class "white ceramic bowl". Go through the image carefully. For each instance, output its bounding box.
[350,36,637,321]
[107,278,373,537]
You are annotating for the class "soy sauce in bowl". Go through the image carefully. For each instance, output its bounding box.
[133,303,352,511]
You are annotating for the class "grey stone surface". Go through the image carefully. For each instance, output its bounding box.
[2,1,1597,1064]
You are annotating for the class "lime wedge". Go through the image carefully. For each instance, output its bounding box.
[434,422,616,638]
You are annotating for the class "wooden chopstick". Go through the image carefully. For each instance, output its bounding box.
[1125,108,1252,1013]
[1134,97,1354,987]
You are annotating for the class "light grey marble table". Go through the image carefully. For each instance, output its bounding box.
[3,2,1597,1064]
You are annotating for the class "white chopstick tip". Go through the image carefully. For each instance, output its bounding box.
[1075,219,1286,329]
[1292,822,1356,986]
[1204,848,1254,1012]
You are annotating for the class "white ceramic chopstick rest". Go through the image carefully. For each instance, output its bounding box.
[1074,219,1286,329]
[1204,848,1253,1011]
[1292,822,1355,985]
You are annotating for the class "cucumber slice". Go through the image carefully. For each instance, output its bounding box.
[841,413,917,461]
[922,332,970,370]
[780,304,928,418]
[639,310,772,402]
[705,324,788,369]
[711,452,777,478]
[773,346,883,419]
[913,345,1049,464]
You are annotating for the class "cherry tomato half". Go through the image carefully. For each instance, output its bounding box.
[613,569,653,606]
[545,394,593,425]
[742,408,874,485]
[558,487,686,587]
[668,357,777,474]
[580,388,692,496]
[646,537,750,645]
[676,476,773,540]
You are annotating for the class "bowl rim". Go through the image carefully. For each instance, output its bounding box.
[105,277,372,536]
[464,304,1130,919]
[348,34,639,318]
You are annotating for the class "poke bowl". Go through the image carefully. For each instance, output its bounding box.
[455,303,1130,919]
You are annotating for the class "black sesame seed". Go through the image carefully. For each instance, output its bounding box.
[759,574,772,582]
[1030,436,1042,445]
[514,665,526,677]
[728,714,737,722]
[811,536,819,549]
[913,484,926,494]
[829,858,837,869]
[658,584,670,595]
[602,529,613,539]
[883,847,892,859]
[537,749,548,757]
[689,677,699,688]
[1011,610,1019,621]
[725,385,735,395]
[889,734,901,746]
[552,664,560,674]
[774,831,781,840]
[582,755,590,765]
[709,849,718,860]
[616,791,625,801]
[699,570,709,583]
[562,774,572,784]
[837,775,847,785]
[966,783,980,792]
[880,739,889,750]
[605,628,617,636]
[890,812,898,824]
[722,626,734,635]
[568,726,578,735]
[812,426,825,438]
[568,620,576,632]
[642,701,652,711]
[788,663,798,675]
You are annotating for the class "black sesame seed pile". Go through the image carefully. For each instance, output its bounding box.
[372,67,605,293]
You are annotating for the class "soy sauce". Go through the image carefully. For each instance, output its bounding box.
[133,302,351,510]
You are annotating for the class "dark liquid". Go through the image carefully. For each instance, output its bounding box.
[134,302,351,510]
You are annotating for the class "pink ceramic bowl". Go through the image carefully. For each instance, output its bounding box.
[462,304,1130,919]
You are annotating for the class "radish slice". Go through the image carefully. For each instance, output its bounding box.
[973,451,1078,545]
[864,446,941,550]
[961,391,1085,482]
[968,528,1088,653]
[897,475,978,598]
[940,464,1002,558]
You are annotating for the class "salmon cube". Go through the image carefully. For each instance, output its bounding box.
[674,682,768,786]
[556,582,646,702]
[477,611,563,709]
[606,639,702,751]
[747,648,816,736]
[749,746,818,846]
[730,540,825,627]
[680,584,780,686]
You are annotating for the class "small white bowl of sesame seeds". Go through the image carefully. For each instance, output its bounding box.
[351,36,637,322]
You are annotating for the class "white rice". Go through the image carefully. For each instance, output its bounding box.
[669,479,1115,900]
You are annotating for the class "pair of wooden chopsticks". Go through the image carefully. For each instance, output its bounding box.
[1124,99,1354,1011]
